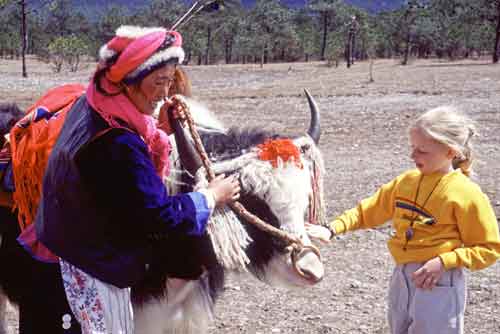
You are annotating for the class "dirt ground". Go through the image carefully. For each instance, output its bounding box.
[1,57,499,333]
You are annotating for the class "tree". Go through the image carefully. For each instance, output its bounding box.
[400,0,427,65]
[293,8,319,61]
[308,0,344,61]
[0,4,17,57]
[45,0,73,36]
[345,14,358,67]
[92,5,131,60]
[142,0,185,28]
[474,0,500,63]
[248,0,294,66]
[47,35,89,72]
[492,1,500,62]
[213,6,245,64]
[0,0,28,76]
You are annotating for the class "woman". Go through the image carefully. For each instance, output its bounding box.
[34,26,240,333]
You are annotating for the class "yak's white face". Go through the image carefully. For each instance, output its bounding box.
[210,136,325,287]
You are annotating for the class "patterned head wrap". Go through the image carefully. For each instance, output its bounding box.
[98,26,185,84]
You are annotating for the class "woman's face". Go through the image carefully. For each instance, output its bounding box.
[126,64,176,116]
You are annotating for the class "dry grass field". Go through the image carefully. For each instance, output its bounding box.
[1,57,499,333]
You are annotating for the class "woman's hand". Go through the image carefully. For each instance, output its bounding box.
[305,223,332,244]
[411,257,445,290]
[158,97,187,135]
[207,174,240,207]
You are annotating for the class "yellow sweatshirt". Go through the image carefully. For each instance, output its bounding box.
[330,169,500,271]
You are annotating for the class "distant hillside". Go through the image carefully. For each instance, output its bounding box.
[240,0,404,11]
[345,0,404,12]
[32,0,405,14]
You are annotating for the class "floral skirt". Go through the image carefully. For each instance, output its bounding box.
[60,259,134,334]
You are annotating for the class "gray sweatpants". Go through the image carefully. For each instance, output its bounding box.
[388,262,466,334]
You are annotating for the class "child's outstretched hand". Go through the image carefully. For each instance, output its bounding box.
[411,257,445,290]
[305,223,332,244]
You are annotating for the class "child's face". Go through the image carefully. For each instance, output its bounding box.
[409,127,455,175]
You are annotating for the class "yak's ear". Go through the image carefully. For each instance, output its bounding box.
[293,136,314,155]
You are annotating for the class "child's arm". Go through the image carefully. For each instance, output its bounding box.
[330,177,398,235]
[440,184,500,271]
[307,177,398,242]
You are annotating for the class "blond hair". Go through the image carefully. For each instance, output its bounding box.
[412,106,476,177]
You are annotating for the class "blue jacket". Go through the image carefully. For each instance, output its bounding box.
[35,96,211,288]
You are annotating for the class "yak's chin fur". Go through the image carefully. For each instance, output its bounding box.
[134,277,214,334]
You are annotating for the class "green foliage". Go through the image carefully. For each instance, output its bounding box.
[235,0,298,64]
[0,0,11,8]
[325,31,344,66]
[294,9,320,60]
[47,35,90,72]
[1,0,499,70]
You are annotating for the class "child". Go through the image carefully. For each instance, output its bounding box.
[307,106,500,334]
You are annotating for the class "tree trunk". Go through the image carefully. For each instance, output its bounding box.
[346,31,354,68]
[204,26,211,65]
[225,38,232,64]
[261,42,268,67]
[369,59,374,83]
[402,31,411,65]
[351,33,356,65]
[320,12,328,61]
[493,3,500,63]
[21,0,27,78]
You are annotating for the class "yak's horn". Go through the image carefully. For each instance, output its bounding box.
[304,89,320,144]
[170,109,203,177]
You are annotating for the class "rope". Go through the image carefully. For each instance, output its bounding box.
[173,95,304,249]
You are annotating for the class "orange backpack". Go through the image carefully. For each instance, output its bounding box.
[10,84,85,230]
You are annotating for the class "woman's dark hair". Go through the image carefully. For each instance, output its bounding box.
[122,57,179,86]
[94,67,124,97]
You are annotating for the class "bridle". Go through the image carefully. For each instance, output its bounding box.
[170,95,321,279]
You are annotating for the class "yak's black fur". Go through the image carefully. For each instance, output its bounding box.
[0,103,23,147]
[201,127,280,162]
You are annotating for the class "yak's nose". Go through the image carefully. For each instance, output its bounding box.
[295,249,324,283]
